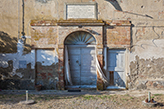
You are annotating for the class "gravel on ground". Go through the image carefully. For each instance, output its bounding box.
[0,89,164,109]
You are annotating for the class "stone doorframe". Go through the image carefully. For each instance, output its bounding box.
[57,24,104,90]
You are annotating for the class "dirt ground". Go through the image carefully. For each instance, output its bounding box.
[0,90,164,109]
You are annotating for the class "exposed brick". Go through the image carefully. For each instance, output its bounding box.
[40,73,46,79]
[48,73,53,77]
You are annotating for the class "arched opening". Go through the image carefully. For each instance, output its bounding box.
[64,31,96,45]
[64,31,97,88]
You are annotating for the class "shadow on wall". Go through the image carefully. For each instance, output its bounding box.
[0,60,13,80]
[105,0,153,19]
[35,0,51,3]
[105,0,122,11]
[0,31,31,54]
[0,61,35,90]
[114,71,126,87]
[0,31,17,53]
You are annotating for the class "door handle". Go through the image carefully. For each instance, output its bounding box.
[76,60,81,66]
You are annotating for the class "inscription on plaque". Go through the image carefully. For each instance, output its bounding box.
[66,4,96,19]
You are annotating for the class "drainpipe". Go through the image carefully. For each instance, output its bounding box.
[21,0,26,43]
[18,0,20,40]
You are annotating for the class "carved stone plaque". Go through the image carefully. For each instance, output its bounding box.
[66,4,96,19]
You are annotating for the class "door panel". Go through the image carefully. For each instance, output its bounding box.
[68,47,81,85]
[69,55,80,71]
[68,47,81,55]
[81,54,96,70]
[68,46,96,86]
[81,48,96,85]
[80,77,97,85]
[108,49,126,87]
[81,47,95,54]
[114,71,126,87]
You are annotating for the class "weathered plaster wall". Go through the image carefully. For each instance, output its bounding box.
[1,0,164,51]
[128,39,164,90]
[129,56,164,90]
[0,0,164,90]
[1,0,164,49]
[31,26,58,48]
[0,40,59,89]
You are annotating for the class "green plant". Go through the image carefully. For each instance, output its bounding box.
[101,95,107,99]
[130,97,134,99]
[154,94,162,96]
[121,98,127,101]
[108,95,112,99]
[83,95,94,100]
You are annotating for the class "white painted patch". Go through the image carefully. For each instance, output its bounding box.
[25,36,31,38]
[31,50,36,69]
[0,61,8,68]
[16,72,23,78]
[55,77,59,81]
[36,49,58,66]
[0,39,58,77]
[31,79,35,83]
[130,39,164,61]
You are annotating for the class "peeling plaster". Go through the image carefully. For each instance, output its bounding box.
[129,39,164,89]
[0,39,58,78]
[16,72,23,78]
[130,39,164,61]
[31,79,35,83]
[36,49,58,65]
[35,0,51,3]
[129,55,164,89]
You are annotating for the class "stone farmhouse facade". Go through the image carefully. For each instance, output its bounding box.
[0,0,164,90]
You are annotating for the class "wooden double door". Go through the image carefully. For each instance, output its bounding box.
[68,46,97,86]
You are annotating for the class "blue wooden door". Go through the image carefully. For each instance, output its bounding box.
[108,49,126,87]
[68,46,97,86]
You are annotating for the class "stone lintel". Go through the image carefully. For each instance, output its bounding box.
[106,45,131,49]
[57,19,104,26]
[31,47,55,50]
[30,19,105,26]
[30,19,131,26]
[106,20,131,26]
[30,20,58,26]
